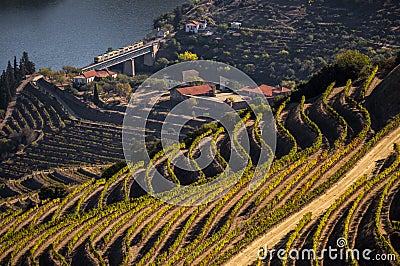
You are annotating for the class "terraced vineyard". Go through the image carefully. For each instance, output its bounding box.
[0,81,126,180]
[1,65,400,266]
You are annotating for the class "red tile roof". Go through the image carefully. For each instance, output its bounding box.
[239,84,291,98]
[186,20,205,26]
[175,84,214,96]
[258,85,277,97]
[82,70,97,79]
[239,86,273,98]
[95,69,117,78]
[80,69,117,79]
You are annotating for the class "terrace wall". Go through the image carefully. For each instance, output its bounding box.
[35,78,124,125]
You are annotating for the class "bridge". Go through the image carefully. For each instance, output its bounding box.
[81,41,160,76]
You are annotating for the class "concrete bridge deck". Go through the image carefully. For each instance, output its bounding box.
[82,40,160,76]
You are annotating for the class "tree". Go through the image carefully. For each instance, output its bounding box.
[2,68,12,107]
[120,83,132,99]
[6,61,15,95]
[155,57,170,71]
[147,78,169,89]
[62,66,80,76]
[178,51,198,61]
[282,80,296,89]
[173,6,183,29]
[218,23,229,32]
[106,47,115,53]
[20,51,35,75]
[52,70,66,85]
[335,50,372,78]
[292,50,372,101]
[39,185,68,200]
[93,83,100,105]
[244,63,256,75]
[0,71,9,109]
[13,56,21,82]
[39,68,53,77]
[0,52,34,110]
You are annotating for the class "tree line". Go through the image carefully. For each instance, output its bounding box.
[0,52,35,111]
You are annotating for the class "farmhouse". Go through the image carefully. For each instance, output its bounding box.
[239,84,291,99]
[170,84,215,102]
[73,69,117,84]
[185,20,207,34]
[170,81,290,108]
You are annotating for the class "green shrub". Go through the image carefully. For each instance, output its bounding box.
[292,50,373,101]
[39,184,68,200]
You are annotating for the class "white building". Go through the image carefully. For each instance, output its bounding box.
[72,75,90,84]
[231,22,242,29]
[72,69,117,84]
[185,20,207,34]
[157,28,170,38]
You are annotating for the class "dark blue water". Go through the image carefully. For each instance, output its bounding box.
[0,0,184,70]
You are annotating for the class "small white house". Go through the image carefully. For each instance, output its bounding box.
[185,20,207,34]
[72,75,90,84]
[231,22,242,29]
[157,28,170,38]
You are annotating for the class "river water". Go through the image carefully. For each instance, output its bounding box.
[0,0,185,70]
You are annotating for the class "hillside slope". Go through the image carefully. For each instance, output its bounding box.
[157,0,400,85]
[1,65,400,265]
[227,120,400,265]
[366,64,400,129]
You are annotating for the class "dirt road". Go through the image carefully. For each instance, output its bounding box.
[0,74,40,131]
[226,125,400,265]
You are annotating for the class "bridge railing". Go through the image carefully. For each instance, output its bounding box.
[82,43,155,72]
